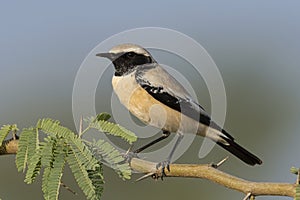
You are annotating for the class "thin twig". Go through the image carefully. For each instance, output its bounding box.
[78,116,83,137]
[60,181,77,195]
[12,130,17,140]
[211,156,229,168]
[243,192,252,200]
[135,172,156,182]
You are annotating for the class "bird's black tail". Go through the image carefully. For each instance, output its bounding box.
[217,135,262,166]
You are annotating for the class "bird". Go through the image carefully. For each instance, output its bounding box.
[96,43,262,173]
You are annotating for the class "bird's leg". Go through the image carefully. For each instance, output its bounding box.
[156,133,184,178]
[123,131,171,164]
[133,130,171,153]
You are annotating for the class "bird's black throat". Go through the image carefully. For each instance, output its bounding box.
[112,52,154,76]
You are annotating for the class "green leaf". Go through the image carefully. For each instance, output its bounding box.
[40,136,57,168]
[16,127,38,172]
[13,115,137,199]
[11,124,19,132]
[38,118,102,199]
[88,164,104,199]
[0,124,13,144]
[42,167,52,199]
[37,118,98,169]
[95,113,111,121]
[88,120,137,144]
[25,149,42,184]
[296,184,300,200]
[89,139,132,180]
[291,166,299,175]
[66,149,101,200]
[42,138,67,200]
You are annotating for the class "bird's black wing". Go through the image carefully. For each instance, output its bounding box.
[135,64,264,166]
[135,63,234,140]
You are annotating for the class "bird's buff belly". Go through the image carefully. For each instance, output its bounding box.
[112,76,203,134]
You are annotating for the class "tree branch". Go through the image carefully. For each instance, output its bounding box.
[130,157,296,198]
[0,138,296,198]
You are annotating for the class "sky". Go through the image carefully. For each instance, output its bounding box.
[1,1,300,199]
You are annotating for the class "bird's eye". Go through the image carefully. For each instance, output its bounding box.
[126,52,135,58]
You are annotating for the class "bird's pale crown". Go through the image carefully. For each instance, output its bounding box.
[108,43,151,57]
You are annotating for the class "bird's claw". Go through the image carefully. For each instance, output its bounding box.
[122,151,139,163]
[156,160,170,179]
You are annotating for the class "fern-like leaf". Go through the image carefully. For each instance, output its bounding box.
[89,139,132,180]
[87,163,104,199]
[95,112,111,121]
[42,167,52,199]
[14,116,134,199]
[37,118,102,199]
[88,119,137,144]
[25,149,42,184]
[16,127,38,172]
[42,138,67,200]
[40,136,57,168]
[37,118,98,170]
[0,124,13,144]
[296,184,300,200]
[66,149,102,200]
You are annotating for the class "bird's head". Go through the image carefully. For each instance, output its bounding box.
[96,44,155,76]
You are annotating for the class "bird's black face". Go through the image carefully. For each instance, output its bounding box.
[97,51,154,76]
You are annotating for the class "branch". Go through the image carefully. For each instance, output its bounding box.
[0,138,297,198]
[130,158,296,198]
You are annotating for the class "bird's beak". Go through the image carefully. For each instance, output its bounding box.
[96,52,118,61]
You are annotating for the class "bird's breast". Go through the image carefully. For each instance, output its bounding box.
[112,74,203,134]
[112,74,139,108]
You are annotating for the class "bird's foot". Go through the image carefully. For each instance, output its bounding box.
[156,160,170,179]
[122,148,139,163]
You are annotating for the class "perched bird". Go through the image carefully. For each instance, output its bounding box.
[96,44,262,172]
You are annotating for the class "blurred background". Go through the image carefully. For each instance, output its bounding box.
[1,1,300,199]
